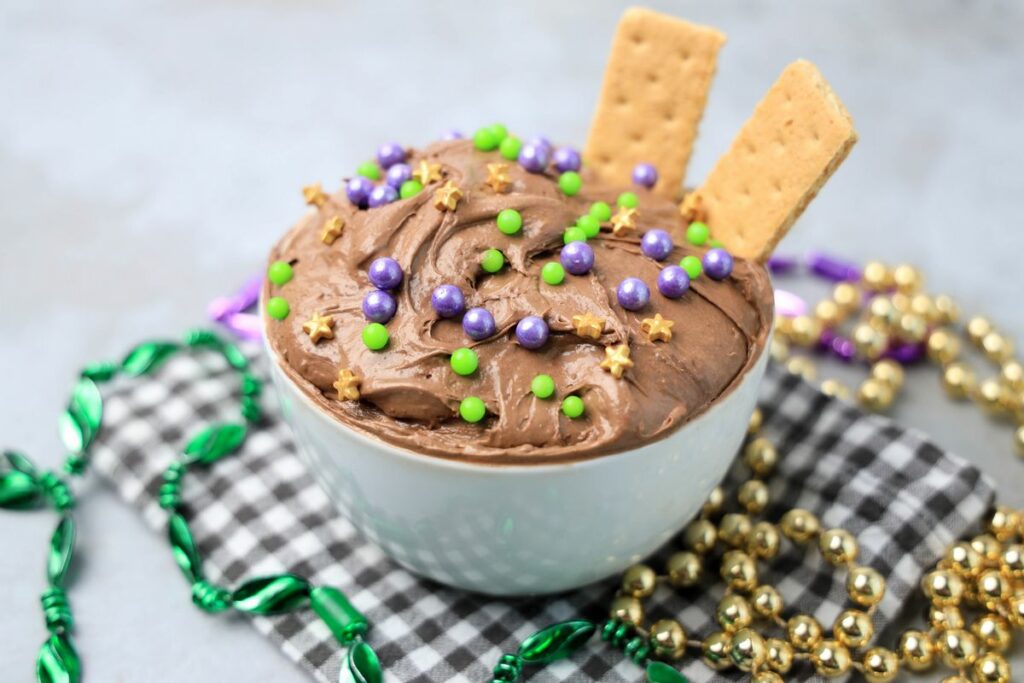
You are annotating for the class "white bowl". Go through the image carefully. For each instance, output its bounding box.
[265,337,768,596]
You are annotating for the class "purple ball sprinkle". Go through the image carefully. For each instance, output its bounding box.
[441,129,465,141]
[515,315,549,350]
[552,146,582,173]
[385,163,413,189]
[560,241,595,276]
[616,277,651,311]
[703,248,734,280]
[640,229,674,261]
[632,162,659,189]
[367,184,399,208]
[362,289,397,323]
[462,307,496,341]
[346,176,374,207]
[657,266,690,299]
[518,142,551,173]
[367,256,403,290]
[529,136,553,152]
[430,284,465,319]
[376,142,406,169]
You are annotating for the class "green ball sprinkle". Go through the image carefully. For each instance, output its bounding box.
[558,171,582,196]
[680,255,703,279]
[488,123,508,141]
[589,201,612,222]
[563,226,587,244]
[531,374,556,399]
[709,239,724,248]
[450,347,479,376]
[459,396,487,423]
[561,395,585,419]
[362,323,389,351]
[541,262,565,285]
[399,179,423,198]
[473,126,501,152]
[577,215,601,239]
[617,191,639,209]
[357,161,381,181]
[480,248,505,273]
[686,221,710,246]
[267,261,293,286]
[499,135,522,161]
[496,208,523,235]
[266,297,290,320]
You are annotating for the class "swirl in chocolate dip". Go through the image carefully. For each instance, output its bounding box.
[265,139,773,465]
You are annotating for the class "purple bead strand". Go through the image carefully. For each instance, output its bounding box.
[807,251,861,283]
[885,342,926,365]
[766,254,800,275]
[208,275,262,322]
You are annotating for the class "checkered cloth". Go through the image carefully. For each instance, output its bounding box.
[89,344,994,682]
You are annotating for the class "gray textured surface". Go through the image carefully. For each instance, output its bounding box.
[2,1,1022,680]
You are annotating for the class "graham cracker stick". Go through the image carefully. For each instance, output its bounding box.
[585,8,725,198]
[696,60,858,261]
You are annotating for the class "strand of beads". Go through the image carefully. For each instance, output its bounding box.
[486,620,597,682]
[770,255,1024,458]
[598,411,813,681]
[593,409,1024,682]
[899,507,1023,683]
[615,412,856,680]
[0,329,383,683]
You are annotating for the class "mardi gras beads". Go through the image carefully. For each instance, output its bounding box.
[2,330,381,683]
[771,254,1023,458]
[548,404,1024,682]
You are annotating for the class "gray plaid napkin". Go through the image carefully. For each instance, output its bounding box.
[89,344,993,682]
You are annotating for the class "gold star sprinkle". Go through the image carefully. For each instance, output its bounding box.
[320,216,344,245]
[433,180,463,212]
[640,313,674,343]
[302,183,328,208]
[412,160,442,185]
[332,368,361,401]
[679,191,706,224]
[600,344,634,379]
[302,312,335,343]
[610,206,638,236]
[572,312,606,340]
[485,163,511,193]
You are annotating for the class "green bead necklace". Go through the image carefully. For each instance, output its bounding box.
[3,330,384,683]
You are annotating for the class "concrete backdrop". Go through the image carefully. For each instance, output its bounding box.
[3,1,1023,680]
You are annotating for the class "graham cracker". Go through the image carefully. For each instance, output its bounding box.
[697,60,857,261]
[585,8,725,198]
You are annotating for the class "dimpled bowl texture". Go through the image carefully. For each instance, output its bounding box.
[264,329,769,596]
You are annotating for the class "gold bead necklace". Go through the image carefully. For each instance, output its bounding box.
[608,260,1022,682]
[772,260,1023,454]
